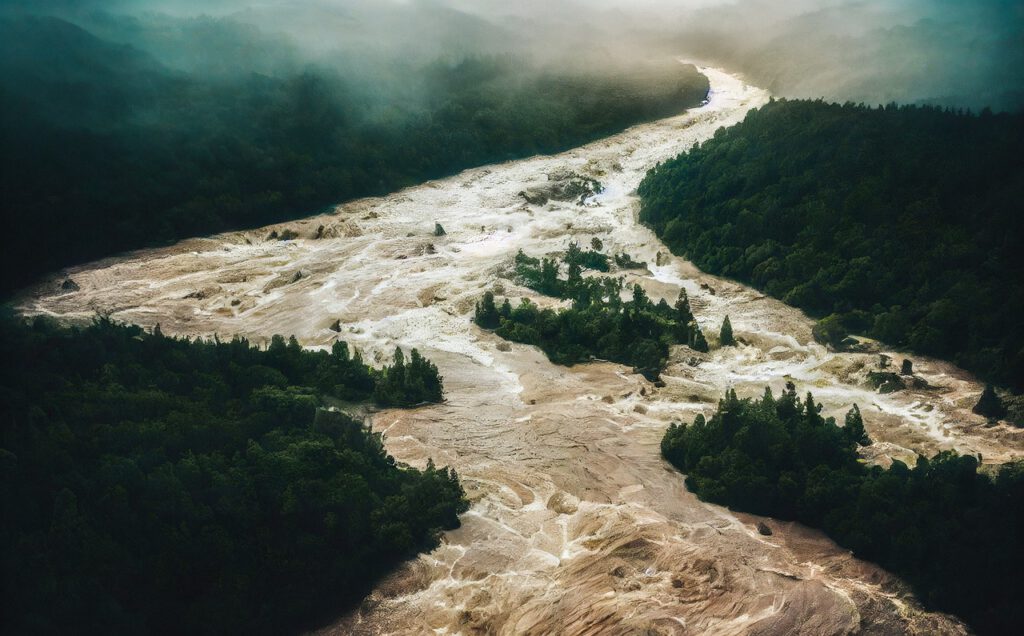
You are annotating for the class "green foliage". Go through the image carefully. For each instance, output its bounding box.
[689,328,709,353]
[662,386,1024,634]
[843,404,870,446]
[476,267,701,378]
[718,315,736,346]
[513,250,563,297]
[372,347,444,407]
[0,15,709,292]
[513,245,644,298]
[474,291,501,329]
[0,317,463,634]
[434,223,446,237]
[638,99,1024,389]
[812,314,848,348]
[564,241,610,273]
[613,252,646,269]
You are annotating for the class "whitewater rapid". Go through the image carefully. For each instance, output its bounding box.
[19,67,1022,634]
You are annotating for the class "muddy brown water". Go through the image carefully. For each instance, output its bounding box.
[20,66,1022,635]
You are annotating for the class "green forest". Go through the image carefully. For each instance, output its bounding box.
[662,387,1024,635]
[638,99,1024,391]
[0,316,465,634]
[0,15,708,293]
[474,247,708,378]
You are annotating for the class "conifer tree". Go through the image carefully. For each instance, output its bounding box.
[844,404,870,445]
[474,291,500,329]
[567,260,583,290]
[540,258,560,296]
[631,284,649,312]
[719,315,736,346]
[674,291,695,342]
[689,323,709,352]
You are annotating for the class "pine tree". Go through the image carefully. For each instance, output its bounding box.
[719,315,736,346]
[331,341,350,361]
[474,291,500,329]
[565,240,582,265]
[631,284,648,312]
[689,323,709,352]
[675,290,694,325]
[674,291,695,342]
[567,261,583,291]
[407,348,443,403]
[540,259,560,296]
[843,404,870,445]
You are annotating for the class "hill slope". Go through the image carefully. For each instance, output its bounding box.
[0,15,708,293]
[639,99,1024,390]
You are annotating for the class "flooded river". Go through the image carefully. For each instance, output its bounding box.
[19,66,1022,635]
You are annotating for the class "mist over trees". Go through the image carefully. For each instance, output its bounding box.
[666,0,1024,114]
[2,0,1020,293]
[1,1,1022,633]
[0,3,709,293]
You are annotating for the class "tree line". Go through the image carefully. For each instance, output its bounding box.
[662,386,1024,635]
[0,316,463,634]
[638,99,1024,391]
[475,246,710,378]
[0,15,709,293]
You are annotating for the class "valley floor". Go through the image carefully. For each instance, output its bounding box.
[19,67,1021,635]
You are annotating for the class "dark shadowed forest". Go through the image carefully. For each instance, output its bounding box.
[0,317,462,634]
[0,13,707,293]
[662,387,1024,634]
[639,99,1024,390]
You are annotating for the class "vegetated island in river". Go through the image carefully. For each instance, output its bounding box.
[0,15,709,293]
[637,99,1024,409]
[474,242,710,380]
[662,386,1024,635]
[0,316,466,635]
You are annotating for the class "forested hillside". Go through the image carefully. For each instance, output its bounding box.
[662,387,1024,634]
[0,15,708,293]
[0,317,465,634]
[638,100,1024,389]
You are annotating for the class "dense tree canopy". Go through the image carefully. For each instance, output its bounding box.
[662,386,1024,634]
[639,99,1024,390]
[0,317,464,634]
[476,248,708,377]
[0,15,708,293]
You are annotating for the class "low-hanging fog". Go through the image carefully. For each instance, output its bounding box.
[0,0,1021,290]
[4,3,1024,634]
[3,0,1022,111]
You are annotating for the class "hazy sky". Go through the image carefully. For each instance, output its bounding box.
[2,0,1021,110]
